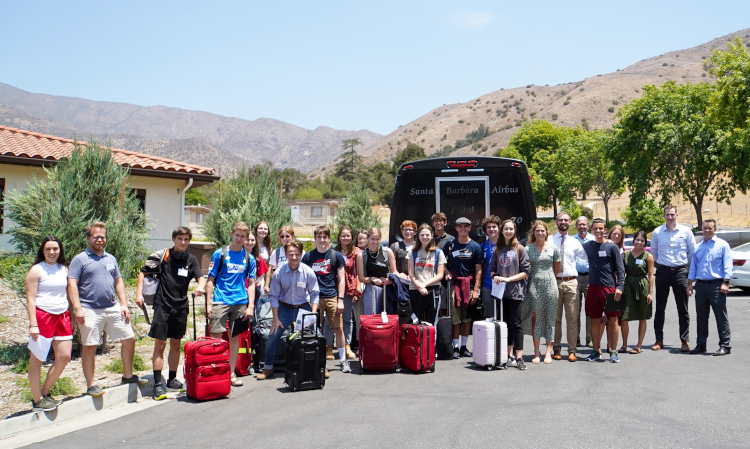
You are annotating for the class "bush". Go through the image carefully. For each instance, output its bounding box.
[0,252,26,279]
[612,100,619,105]
[663,63,668,66]
[580,206,594,222]
[334,183,382,230]
[16,373,77,402]
[608,107,615,112]
[551,114,558,121]
[458,120,464,124]
[560,199,582,221]
[563,101,570,105]
[0,342,31,373]
[104,352,149,374]
[622,197,663,232]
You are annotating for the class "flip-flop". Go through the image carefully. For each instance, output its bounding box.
[544,354,552,364]
[531,357,541,364]
[629,348,642,354]
[231,374,244,386]
[618,347,628,353]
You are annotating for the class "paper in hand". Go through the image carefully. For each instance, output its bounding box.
[28,335,53,362]
[294,309,317,331]
[491,281,506,299]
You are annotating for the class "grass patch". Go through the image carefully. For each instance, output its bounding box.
[104,352,149,374]
[0,315,9,323]
[136,336,155,348]
[15,372,78,402]
[0,342,31,373]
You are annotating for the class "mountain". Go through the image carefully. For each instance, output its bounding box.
[311,27,750,177]
[0,83,381,174]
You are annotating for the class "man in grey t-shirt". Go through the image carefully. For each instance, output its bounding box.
[68,221,146,396]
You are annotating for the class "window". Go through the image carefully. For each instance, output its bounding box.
[129,189,147,213]
[196,212,204,224]
[311,206,322,217]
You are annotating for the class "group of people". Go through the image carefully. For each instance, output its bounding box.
[23,205,734,410]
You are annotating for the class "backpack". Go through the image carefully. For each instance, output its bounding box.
[215,246,252,282]
[142,248,168,306]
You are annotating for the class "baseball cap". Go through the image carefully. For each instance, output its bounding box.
[455,217,472,225]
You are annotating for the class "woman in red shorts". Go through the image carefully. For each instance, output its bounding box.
[25,236,73,411]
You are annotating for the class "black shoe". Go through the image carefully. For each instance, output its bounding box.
[689,345,707,354]
[45,394,63,406]
[165,378,184,392]
[713,347,731,356]
[516,358,527,370]
[453,347,460,359]
[152,383,167,401]
[122,375,148,385]
[31,395,57,412]
[459,346,472,358]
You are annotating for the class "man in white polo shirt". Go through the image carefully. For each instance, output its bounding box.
[549,211,588,362]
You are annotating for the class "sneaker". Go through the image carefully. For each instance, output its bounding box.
[585,350,601,362]
[122,375,148,385]
[453,347,460,359]
[152,383,167,401]
[459,346,473,358]
[31,395,58,411]
[45,394,63,406]
[165,378,185,392]
[87,385,105,397]
[340,360,351,373]
[516,358,527,370]
[508,356,518,368]
[610,351,620,363]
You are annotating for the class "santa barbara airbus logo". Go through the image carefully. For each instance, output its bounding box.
[492,185,519,193]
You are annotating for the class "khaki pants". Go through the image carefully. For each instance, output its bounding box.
[553,278,579,354]
[577,274,591,345]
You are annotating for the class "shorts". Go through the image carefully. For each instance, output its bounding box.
[36,308,73,340]
[80,304,135,346]
[450,287,478,325]
[148,303,188,341]
[586,284,620,319]
[209,303,247,334]
[320,296,343,329]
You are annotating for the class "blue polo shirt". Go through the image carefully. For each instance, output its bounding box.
[68,248,122,309]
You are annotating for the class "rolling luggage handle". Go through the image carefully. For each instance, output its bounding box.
[299,313,321,339]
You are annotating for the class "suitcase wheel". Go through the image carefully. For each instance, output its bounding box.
[429,364,435,373]
[486,365,494,371]
[291,386,297,392]
[248,367,255,375]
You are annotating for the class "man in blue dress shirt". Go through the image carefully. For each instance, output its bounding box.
[686,219,732,356]
[650,205,696,352]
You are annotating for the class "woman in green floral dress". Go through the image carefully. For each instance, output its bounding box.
[521,221,561,364]
[620,230,654,354]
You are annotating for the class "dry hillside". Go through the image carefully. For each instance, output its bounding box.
[0,83,381,173]
[311,27,750,177]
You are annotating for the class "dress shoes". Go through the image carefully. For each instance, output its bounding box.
[680,342,690,352]
[568,353,577,362]
[713,347,731,356]
[553,348,562,360]
[689,345,706,354]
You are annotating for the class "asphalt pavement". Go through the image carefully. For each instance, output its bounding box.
[21,289,750,448]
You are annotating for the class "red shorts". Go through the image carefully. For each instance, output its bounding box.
[585,284,620,319]
[36,308,73,340]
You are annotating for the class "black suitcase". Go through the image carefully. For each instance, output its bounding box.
[284,313,326,392]
[436,284,454,360]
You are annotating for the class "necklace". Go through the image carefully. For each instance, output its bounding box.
[367,247,379,257]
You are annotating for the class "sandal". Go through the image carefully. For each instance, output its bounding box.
[544,352,552,364]
[618,346,628,353]
[629,348,642,354]
[531,356,541,364]
[231,374,243,387]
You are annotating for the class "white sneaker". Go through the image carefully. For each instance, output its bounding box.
[340,360,351,373]
[507,356,517,367]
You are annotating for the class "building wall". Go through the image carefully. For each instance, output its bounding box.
[0,163,186,252]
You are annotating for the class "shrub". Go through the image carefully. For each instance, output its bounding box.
[16,373,77,402]
[1,341,31,374]
[0,315,8,323]
[0,252,26,279]
[662,63,668,66]
[563,101,570,105]
[334,183,382,230]
[560,199,582,220]
[622,197,664,232]
[702,73,707,77]
[612,100,619,105]
[551,114,558,120]
[458,120,464,124]
[608,107,615,112]
[105,352,149,374]
[567,96,572,100]
[580,206,594,222]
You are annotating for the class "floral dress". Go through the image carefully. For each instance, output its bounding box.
[521,243,560,341]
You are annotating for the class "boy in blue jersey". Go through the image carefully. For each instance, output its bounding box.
[206,222,256,386]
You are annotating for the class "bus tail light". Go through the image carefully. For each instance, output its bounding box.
[446,160,478,168]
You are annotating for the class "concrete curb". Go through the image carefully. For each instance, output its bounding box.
[0,367,186,440]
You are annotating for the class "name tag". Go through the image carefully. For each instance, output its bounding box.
[598,251,607,257]
[296,281,306,289]
[106,263,115,270]
[178,268,188,277]
[670,242,679,247]
[452,250,460,257]
[635,259,644,266]
[414,256,420,263]
[376,261,386,267]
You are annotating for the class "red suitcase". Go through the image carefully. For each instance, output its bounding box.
[184,294,231,400]
[399,323,436,373]
[221,324,253,376]
[359,285,399,372]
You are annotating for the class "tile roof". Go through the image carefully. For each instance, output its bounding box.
[0,125,216,176]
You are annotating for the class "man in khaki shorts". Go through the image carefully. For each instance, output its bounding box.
[68,221,147,397]
[206,222,256,386]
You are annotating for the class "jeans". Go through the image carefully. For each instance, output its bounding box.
[694,279,731,348]
[654,267,690,343]
[263,303,311,370]
[324,295,354,346]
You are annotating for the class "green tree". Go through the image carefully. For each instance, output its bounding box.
[708,36,750,183]
[500,120,579,216]
[334,183,382,231]
[185,188,209,205]
[203,164,291,248]
[3,140,149,293]
[360,161,395,206]
[293,187,324,200]
[562,129,624,224]
[610,80,744,225]
[622,197,664,232]
[339,138,364,181]
[392,142,427,169]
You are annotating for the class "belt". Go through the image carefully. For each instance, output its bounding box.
[578,272,589,276]
[557,276,577,281]
[660,264,687,270]
[696,279,722,283]
[279,301,307,309]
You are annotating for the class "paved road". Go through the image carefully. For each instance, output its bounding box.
[24,290,750,448]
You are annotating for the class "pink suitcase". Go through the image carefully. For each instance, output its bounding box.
[472,299,508,370]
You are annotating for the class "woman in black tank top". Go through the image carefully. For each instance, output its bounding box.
[356,227,398,315]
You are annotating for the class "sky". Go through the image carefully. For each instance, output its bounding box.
[1,1,749,135]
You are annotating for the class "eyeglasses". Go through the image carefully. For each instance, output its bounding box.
[279,235,292,239]
[91,236,106,241]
